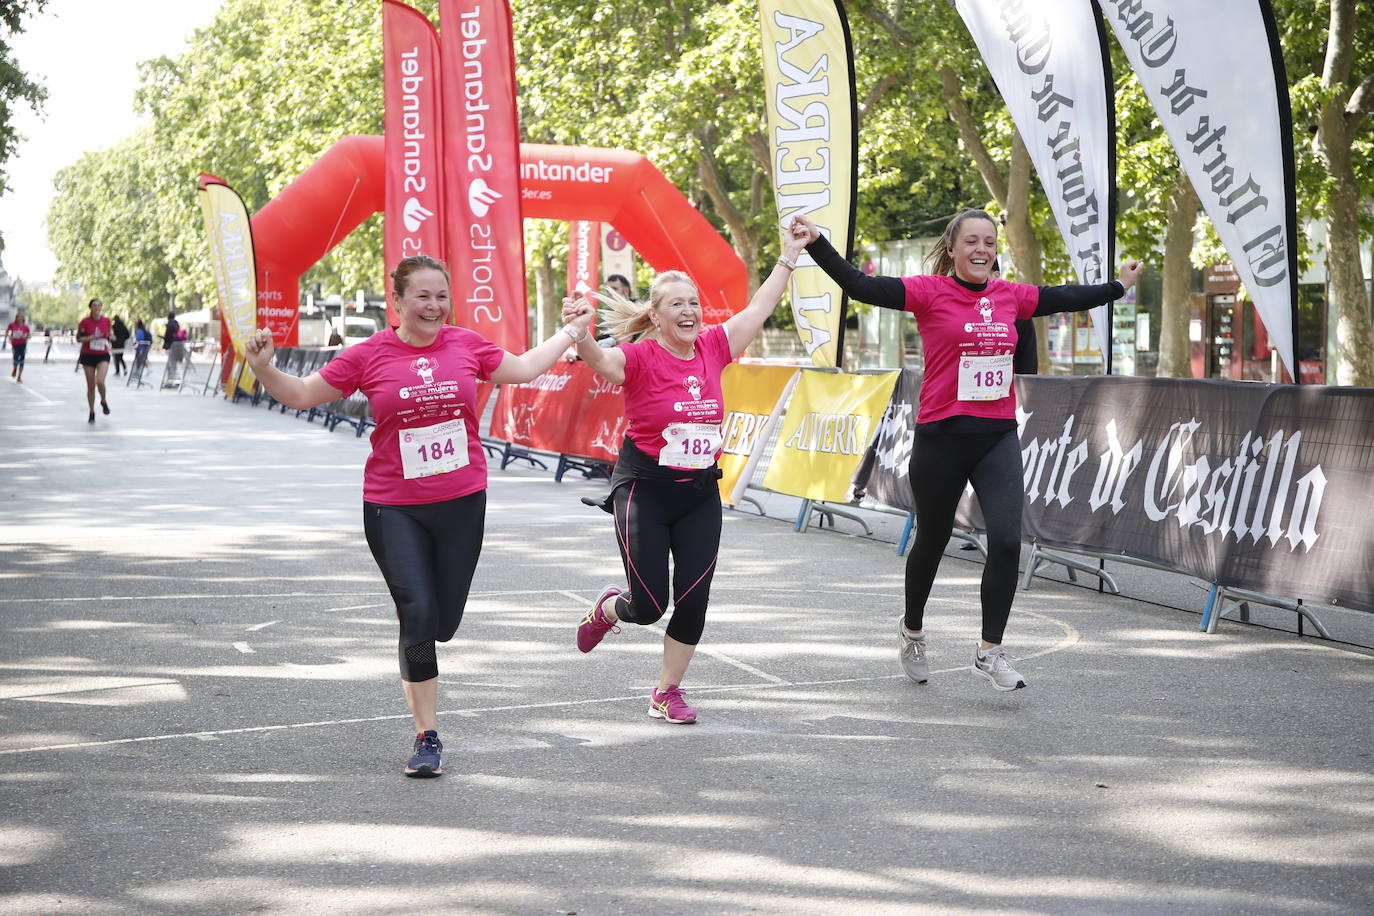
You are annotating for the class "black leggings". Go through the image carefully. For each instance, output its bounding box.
[906,429,1023,645]
[363,491,486,682]
[610,478,721,646]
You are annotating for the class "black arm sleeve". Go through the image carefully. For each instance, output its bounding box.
[1033,280,1125,317]
[1013,318,1038,374]
[803,234,907,310]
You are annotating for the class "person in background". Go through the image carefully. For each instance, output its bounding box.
[163,310,186,385]
[5,311,30,383]
[110,315,131,376]
[131,318,153,380]
[605,274,634,302]
[76,299,113,423]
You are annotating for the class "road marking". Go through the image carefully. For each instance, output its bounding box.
[10,381,54,403]
[322,603,389,613]
[0,591,391,605]
[0,589,1084,757]
[562,590,792,685]
[245,620,280,632]
[1,588,621,606]
[0,620,1082,758]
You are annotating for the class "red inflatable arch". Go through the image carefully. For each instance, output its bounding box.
[248,135,748,345]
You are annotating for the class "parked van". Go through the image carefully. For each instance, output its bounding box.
[334,316,378,347]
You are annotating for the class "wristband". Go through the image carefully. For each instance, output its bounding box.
[562,325,586,344]
[778,255,797,271]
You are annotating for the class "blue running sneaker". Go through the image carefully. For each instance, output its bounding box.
[405,730,443,778]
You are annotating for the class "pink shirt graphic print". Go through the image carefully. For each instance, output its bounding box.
[320,325,505,505]
[900,275,1039,423]
[619,324,732,467]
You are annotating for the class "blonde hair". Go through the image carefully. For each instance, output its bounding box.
[590,270,697,343]
[923,209,998,277]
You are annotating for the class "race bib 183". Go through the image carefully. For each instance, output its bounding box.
[957,353,1013,401]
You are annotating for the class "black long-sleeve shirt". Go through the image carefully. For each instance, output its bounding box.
[805,234,1124,433]
[805,234,1124,373]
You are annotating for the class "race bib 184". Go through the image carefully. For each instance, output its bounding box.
[400,419,469,479]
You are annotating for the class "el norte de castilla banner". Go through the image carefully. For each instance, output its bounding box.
[955,0,1116,362]
[1102,0,1299,379]
[758,0,858,369]
[856,374,1374,614]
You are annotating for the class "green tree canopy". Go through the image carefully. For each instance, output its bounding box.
[0,0,47,200]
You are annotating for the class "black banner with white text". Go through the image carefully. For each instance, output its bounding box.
[857,375,1374,613]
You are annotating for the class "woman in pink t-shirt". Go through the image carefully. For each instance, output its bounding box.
[76,298,113,423]
[5,310,30,383]
[245,254,593,778]
[794,210,1140,692]
[563,224,810,725]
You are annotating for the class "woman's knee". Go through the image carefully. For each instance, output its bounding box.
[616,593,666,627]
[399,639,437,682]
[983,530,1022,569]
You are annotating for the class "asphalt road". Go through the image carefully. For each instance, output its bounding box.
[2,348,1372,914]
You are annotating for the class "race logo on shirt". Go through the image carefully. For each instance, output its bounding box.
[410,356,439,385]
[399,354,461,407]
[673,373,720,418]
[965,297,997,332]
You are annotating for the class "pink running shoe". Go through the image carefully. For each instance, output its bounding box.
[649,685,697,724]
[576,585,622,653]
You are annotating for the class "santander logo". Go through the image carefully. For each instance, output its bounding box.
[468,178,501,218]
[402,198,433,232]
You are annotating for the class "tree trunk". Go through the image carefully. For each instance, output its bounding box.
[1316,0,1374,385]
[532,248,559,344]
[1003,133,1048,371]
[1156,167,1199,378]
[696,145,760,296]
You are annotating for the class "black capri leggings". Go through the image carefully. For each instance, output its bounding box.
[609,478,722,646]
[905,428,1023,645]
[363,490,486,682]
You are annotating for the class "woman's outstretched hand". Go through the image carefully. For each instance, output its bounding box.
[244,328,275,371]
[1118,259,1143,291]
[788,213,822,245]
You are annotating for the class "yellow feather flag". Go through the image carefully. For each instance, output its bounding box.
[757,0,858,368]
[197,174,258,396]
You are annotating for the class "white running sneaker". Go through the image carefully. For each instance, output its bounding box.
[972,645,1026,691]
[898,621,928,684]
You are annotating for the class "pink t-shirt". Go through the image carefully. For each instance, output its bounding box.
[319,326,505,505]
[901,275,1039,423]
[77,316,112,356]
[6,322,29,345]
[619,324,732,465]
